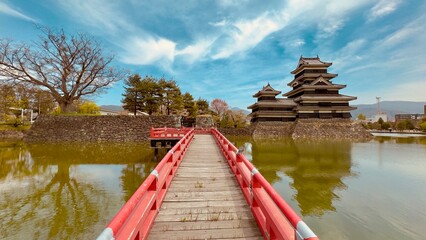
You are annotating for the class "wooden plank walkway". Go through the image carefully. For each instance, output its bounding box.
[148,134,262,240]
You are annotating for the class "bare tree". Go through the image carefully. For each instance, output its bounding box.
[210,98,229,119]
[0,27,122,112]
[228,109,247,128]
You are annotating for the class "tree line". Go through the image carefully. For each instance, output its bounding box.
[0,82,101,122]
[121,74,209,116]
[121,74,247,128]
[358,113,426,131]
[0,84,56,121]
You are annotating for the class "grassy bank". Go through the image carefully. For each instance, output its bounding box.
[0,123,31,131]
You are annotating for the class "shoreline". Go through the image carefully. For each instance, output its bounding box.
[368,129,426,134]
[370,131,426,137]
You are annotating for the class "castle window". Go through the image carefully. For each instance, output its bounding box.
[318,102,331,107]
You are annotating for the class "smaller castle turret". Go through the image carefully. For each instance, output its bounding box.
[247,84,296,122]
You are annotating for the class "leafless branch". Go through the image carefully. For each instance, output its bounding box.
[0,27,123,112]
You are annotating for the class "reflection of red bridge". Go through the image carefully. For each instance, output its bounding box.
[98,128,319,240]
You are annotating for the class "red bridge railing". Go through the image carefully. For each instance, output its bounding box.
[98,128,318,240]
[211,128,319,240]
[97,129,195,240]
[149,127,192,139]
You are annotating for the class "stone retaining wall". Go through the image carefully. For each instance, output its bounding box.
[195,115,214,128]
[24,115,181,142]
[251,122,296,139]
[24,115,372,142]
[218,126,254,136]
[221,119,372,140]
[292,119,373,140]
[0,130,24,140]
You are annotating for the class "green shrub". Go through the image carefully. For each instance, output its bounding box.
[78,101,100,115]
[357,113,366,120]
[396,121,406,130]
[406,120,415,130]
[396,120,415,130]
[371,122,381,130]
[381,122,391,130]
[420,122,426,131]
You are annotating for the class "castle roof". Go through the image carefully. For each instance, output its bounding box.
[291,56,332,74]
[253,83,281,97]
[247,98,296,109]
[283,84,346,97]
[294,94,357,102]
[287,73,338,88]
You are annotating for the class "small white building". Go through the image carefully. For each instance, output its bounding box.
[128,110,149,116]
[99,107,149,116]
[370,113,388,122]
[99,108,120,115]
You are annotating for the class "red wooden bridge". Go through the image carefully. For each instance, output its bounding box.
[97,128,319,240]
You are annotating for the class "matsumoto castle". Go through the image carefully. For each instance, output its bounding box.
[248,56,357,122]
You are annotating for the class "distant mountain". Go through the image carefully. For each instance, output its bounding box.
[231,107,250,115]
[100,105,124,111]
[352,101,426,120]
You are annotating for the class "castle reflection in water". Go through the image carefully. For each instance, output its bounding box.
[230,137,354,217]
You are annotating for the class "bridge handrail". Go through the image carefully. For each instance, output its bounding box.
[150,127,193,138]
[211,128,319,240]
[97,129,195,240]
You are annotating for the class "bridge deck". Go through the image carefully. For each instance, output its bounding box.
[148,134,262,240]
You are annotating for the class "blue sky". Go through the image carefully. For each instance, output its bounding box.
[1,0,425,109]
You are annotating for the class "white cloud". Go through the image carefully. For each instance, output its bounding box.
[343,39,366,51]
[285,0,317,16]
[279,38,306,55]
[291,39,305,47]
[0,2,36,22]
[211,12,288,59]
[209,19,228,27]
[333,14,426,102]
[316,18,345,40]
[56,0,181,69]
[277,1,374,53]
[326,0,372,14]
[381,27,416,47]
[217,0,248,8]
[121,37,176,68]
[56,0,135,33]
[373,14,426,53]
[283,0,373,41]
[317,38,367,72]
[368,0,401,21]
[176,39,214,63]
[316,0,373,40]
[345,63,377,74]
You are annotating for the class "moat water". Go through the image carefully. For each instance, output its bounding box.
[0,135,425,239]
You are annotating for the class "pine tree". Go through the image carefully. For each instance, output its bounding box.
[158,78,183,115]
[196,98,209,115]
[183,92,197,117]
[122,74,144,115]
